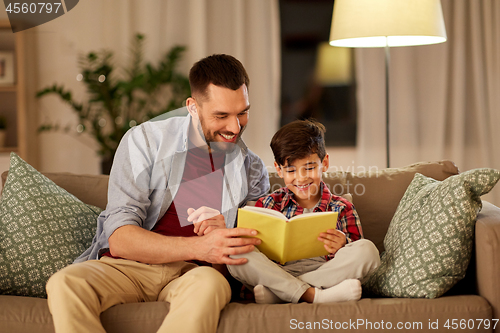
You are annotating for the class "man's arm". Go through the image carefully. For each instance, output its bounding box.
[108,224,261,265]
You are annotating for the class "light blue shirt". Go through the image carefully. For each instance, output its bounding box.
[75,110,270,262]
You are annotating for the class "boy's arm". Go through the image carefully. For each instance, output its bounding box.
[337,202,363,243]
[318,229,346,255]
[319,201,363,258]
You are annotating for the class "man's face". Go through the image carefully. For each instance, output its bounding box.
[275,153,329,208]
[193,84,250,152]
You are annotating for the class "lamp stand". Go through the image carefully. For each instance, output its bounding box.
[385,43,390,168]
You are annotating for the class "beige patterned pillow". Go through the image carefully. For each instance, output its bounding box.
[363,168,500,298]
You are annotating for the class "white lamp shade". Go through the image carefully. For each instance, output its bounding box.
[329,0,447,48]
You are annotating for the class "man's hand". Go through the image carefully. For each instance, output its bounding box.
[318,229,346,255]
[187,207,226,236]
[196,228,261,265]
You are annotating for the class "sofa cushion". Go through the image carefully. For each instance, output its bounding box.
[0,294,491,333]
[1,171,109,211]
[269,160,459,252]
[218,296,492,333]
[0,153,102,298]
[363,168,500,298]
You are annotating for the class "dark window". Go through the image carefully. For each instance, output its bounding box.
[280,0,357,146]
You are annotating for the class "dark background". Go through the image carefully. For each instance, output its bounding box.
[279,0,357,147]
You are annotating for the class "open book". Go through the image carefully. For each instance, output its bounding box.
[237,206,339,264]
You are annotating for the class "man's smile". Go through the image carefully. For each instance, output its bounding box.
[219,133,237,142]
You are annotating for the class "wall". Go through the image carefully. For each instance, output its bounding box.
[0,0,281,175]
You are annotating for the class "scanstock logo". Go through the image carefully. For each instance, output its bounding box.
[4,0,79,32]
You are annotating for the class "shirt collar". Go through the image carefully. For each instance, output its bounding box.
[315,181,334,212]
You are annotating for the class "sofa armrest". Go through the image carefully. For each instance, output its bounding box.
[475,201,500,328]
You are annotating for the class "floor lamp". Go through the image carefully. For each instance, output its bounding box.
[329,0,447,168]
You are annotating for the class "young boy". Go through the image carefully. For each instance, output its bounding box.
[228,119,380,304]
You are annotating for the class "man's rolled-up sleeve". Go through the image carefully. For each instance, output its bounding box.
[102,126,155,239]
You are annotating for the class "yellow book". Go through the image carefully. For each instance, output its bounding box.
[237,206,339,264]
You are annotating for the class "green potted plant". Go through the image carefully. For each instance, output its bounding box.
[36,34,191,174]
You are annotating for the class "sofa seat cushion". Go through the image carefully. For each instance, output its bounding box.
[0,295,54,333]
[0,295,492,333]
[218,296,492,332]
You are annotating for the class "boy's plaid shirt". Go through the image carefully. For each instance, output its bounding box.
[255,181,363,248]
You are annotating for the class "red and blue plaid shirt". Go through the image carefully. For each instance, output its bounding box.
[255,181,363,249]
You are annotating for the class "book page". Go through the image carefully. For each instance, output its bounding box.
[237,208,286,262]
[289,211,336,221]
[241,205,288,220]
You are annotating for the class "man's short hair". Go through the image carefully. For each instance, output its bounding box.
[189,54,250,102]
[271,119,326,167]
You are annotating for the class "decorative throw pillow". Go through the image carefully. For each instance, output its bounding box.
[363,168,500,298]
[0,153,101,298]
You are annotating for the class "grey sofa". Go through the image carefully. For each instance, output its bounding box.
[1,160,499,333]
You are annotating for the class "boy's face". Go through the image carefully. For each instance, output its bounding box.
[275,153,329,209]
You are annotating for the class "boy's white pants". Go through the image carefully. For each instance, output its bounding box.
[228,239,380,303]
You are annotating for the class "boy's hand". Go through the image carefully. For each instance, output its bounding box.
[188,207,226,236]
[318,229,346,255]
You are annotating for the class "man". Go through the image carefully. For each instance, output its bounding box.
[46,54,270,333]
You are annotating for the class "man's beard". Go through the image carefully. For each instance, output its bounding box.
[197,115,246,153]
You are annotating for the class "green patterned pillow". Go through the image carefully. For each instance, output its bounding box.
[363,168,500,298]
[0,153,101,298]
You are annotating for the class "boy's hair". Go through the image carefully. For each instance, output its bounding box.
[271,119,326,167]
[189,54,250,102]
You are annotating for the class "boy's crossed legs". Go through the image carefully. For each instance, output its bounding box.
[228,239,380,304]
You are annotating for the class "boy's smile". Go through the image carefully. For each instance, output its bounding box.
[275,153,329,209]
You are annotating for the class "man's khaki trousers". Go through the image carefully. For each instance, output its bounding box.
[46,256,231,333]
